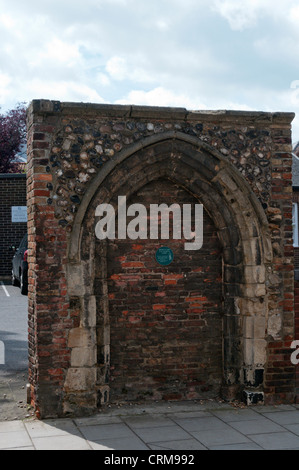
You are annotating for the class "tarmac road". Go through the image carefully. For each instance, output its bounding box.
[0,281,30,420]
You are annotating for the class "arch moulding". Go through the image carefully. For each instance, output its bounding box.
[65,132,272,411]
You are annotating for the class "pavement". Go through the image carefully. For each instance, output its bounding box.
[0,400,299,451]
[0,281,31,422]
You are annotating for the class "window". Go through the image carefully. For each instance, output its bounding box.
[293,203,299,247]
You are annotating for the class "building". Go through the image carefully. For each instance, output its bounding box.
[0,173,27,280]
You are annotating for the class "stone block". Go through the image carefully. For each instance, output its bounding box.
[242,238,263,266]
[244,265,266,284]
[97,385,110,405]
[243,283,266,298]
[216,169,238,192]
[71,347,96,368]
[68,328,92,349]
[64,368,96,392]
[243,390,264,406]
[67,263,85,296]
[267,313,282,339]
[238,298,268,316]
[83,296,97,328]
[244,338,267,367]
[243,316,266,340]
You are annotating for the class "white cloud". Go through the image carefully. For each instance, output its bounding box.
[38,38,81,66]
[289,5,299,22]
[105,55,157,84]
[211,0,298,31]
[96,73,110,87]
[254,35,299,63]
[0,73,12,102]
[0,13,17,29]
[115,86,207,110]
[0,0,298,142]
[156,19,170,31]
[14,78,105,106]
[106,57,128,81]
[212,0,260,30]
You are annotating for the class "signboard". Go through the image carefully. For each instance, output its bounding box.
[12,206,27,223]
[155,247,174,266]
[0,341,4,365]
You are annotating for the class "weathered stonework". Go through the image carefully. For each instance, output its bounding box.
[27,100,296,418]
[45,108,275,230]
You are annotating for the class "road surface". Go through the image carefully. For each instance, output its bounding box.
[0,282,30,420]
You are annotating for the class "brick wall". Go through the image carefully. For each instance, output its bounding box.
[0,174,27,279]
[295,280,299,403]
[293,190,299,269]
[26,101,296,418]
[293,190,299,403]
[106,179,223,402]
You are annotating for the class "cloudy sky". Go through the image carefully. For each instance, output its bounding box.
[1,0,299,142]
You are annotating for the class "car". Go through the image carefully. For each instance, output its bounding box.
[11,234,28,295]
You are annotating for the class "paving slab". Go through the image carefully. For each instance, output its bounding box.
[0,401,298,450]
[88,436,148,450]
[209,442,263,450]
[0,428,32,450]
[228,418,285,435]
[248,431,299,450]
[148,439,207,450]
[258,411,299,425]
[190,427,251,447]
[120,414,174,429]
[31,434,92,451]
[131,424,191,444]
[212,408,262,422]
[284,424,299,436]
[81,422,136,440]
[173,416,229,432]
[25,419,82,438]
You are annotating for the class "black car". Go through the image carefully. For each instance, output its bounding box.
[11,234,28,295]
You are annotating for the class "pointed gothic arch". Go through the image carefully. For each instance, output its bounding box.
[65,132,272,406]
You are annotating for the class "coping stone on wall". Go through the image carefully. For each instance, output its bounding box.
[28,100,295,125]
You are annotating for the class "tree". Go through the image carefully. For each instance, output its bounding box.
[0,103,27,173]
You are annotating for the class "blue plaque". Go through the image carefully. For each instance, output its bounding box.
[155,247,174,266]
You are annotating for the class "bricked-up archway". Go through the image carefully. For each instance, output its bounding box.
[67,133,272,410]
[101,180,223,403]
[107,179,223,402]
[27,102,296,418]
